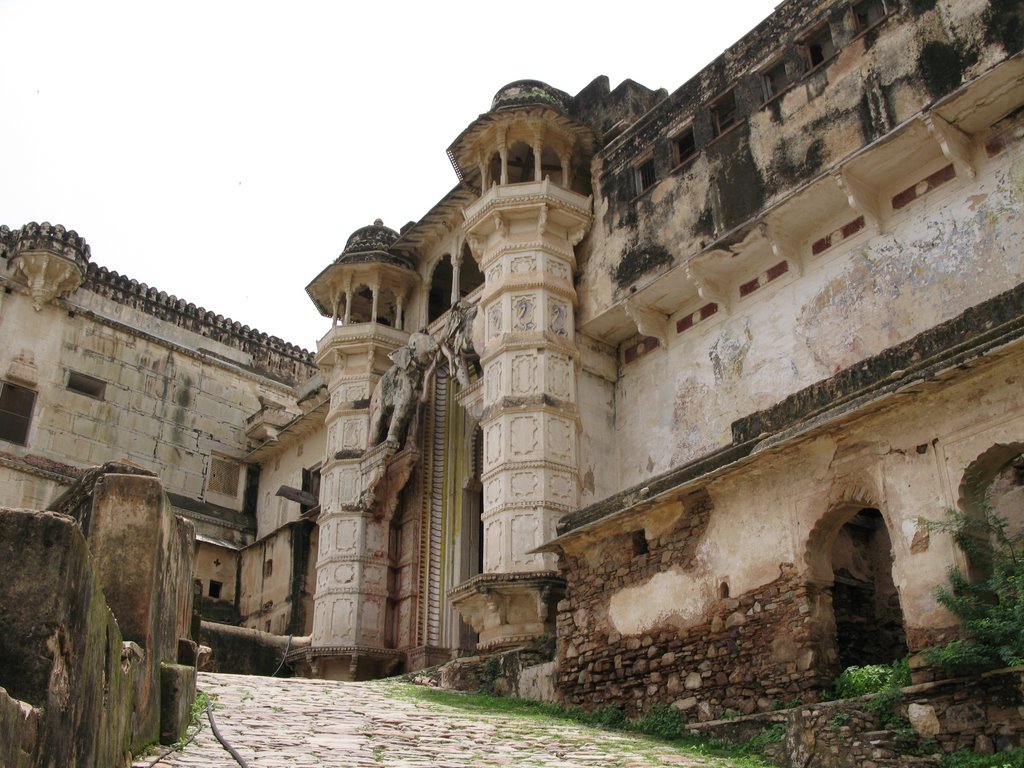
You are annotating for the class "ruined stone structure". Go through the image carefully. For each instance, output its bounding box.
[2,0,1023,744]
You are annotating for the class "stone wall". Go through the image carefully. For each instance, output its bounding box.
[199,620,306,676]
[557,515,826,718]
[0,468,198,767]
[685,667,1024,768]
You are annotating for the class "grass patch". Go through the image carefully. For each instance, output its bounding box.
[388,684,782,767]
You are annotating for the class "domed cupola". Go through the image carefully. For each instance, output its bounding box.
[489,80,573,114]
[446,80,594,192]
[305,219,419,329]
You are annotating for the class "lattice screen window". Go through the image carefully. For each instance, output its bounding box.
[207,456,241,496]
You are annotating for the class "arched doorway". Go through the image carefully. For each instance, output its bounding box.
[957,443,1024,583]
[829,507,907,668]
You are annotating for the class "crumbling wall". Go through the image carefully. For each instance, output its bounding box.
[0,468,199,767]
[556,493,826,717]
[0,508,137,768]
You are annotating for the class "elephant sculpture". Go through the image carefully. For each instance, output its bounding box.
[439,300,481,388]
[367,331,439,449]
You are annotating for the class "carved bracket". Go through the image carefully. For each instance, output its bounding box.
[624,298,668,346]
[685,260,732,315]
[833,168,881,234]
[12,250,85,311]
[925,113,976,180]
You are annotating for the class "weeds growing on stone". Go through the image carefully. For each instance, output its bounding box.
[389,684,782,767]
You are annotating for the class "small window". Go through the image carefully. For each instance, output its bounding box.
[631,530,648,556]
[761,59,791,101]
[673,126,697,166]
[66,371,106,400]
[0,381,35,446]
[710,90,737,137]
[208,580,222,599]
[802,24,836,69]
[634,158,657,195]
[853,0,890,32]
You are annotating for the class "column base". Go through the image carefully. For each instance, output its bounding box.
[287,645,403,681]
[448,572,565,651]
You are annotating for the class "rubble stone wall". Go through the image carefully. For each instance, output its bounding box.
[557,508,825,718]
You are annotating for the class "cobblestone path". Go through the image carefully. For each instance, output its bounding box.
[132,672,742,768]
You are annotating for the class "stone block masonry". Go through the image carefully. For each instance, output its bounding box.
[556,495,825,718]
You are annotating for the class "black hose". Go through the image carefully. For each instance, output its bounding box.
[272,634,294,677]
[206,701,251,768]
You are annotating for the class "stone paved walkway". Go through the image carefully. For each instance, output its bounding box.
[132,672,741,768]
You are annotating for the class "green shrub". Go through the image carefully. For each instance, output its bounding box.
[924,507,1024,673]
[831,657,910,698]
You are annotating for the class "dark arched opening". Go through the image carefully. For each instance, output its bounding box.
[428,258,454,324]
[829,507,907,668]
[459,243,484,298]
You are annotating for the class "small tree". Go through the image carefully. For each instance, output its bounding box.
[924,506,1024,672]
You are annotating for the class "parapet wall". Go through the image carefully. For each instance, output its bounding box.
[83,263,317,386]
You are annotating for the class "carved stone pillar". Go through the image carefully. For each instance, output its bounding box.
[450,179,591,649]
[301,220,419,679]
[307,323,408,679]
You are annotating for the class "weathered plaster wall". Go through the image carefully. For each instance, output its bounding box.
[577,336,622,507]
[255,423,326,535]
[196,541,238,604]
[609,128,1024,490]
[239,521,315,635]
[0,283,300,510]
[557,346,1024,716]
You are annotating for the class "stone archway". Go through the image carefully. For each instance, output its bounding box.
[956,442,1024,581]
[804,481,907,676]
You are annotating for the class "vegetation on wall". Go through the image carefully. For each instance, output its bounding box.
[924,507,1024,673]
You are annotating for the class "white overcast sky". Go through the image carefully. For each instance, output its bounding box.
[1,1,778,350]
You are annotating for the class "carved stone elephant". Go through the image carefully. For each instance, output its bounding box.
[440,300,481,387]
[367,332,439,449]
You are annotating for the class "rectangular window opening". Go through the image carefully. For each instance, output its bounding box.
[761,59,791,101]
[802,24,836,69]
[208,580,222,599]
[0,381,35,446]
[66,371,106,400]
[634,158,657,195]
[711,90,737,137]
[853,0,890,32]
[673,127,697,166]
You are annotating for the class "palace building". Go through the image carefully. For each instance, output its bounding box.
[2,0,1023,719]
